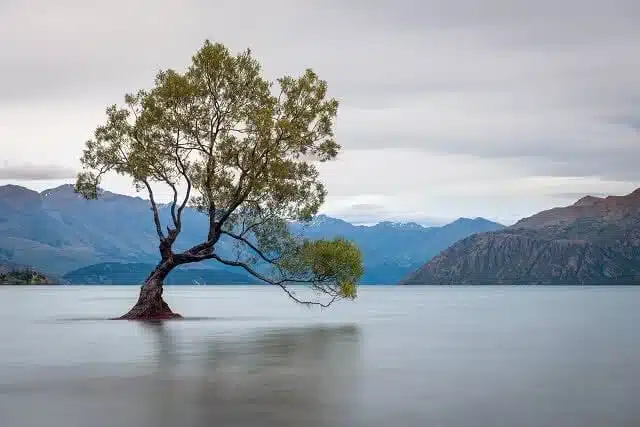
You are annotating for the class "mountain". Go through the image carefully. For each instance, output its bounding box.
[0,184,158,274]
[63,262,257,285]
[401,189,640,285]
[0,184,504,283]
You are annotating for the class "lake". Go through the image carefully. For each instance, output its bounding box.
[0,285,639,427]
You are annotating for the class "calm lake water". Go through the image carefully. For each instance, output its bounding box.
[0,285,639,427]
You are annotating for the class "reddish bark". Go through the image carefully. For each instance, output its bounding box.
[116,260,183,320]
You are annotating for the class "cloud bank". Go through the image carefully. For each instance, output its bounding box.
[0,0,637,223]
[0,163,76,180]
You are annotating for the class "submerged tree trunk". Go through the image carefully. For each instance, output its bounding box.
[117,260,183,320]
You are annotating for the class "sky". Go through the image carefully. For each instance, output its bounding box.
[0,0,638,225]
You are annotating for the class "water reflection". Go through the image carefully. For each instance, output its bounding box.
[139,320,176,368]
[6,287,640,427]
[136,322,362,427]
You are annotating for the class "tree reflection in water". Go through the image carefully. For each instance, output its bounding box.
[139,322,362,427]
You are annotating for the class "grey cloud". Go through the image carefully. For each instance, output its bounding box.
[0,0,639,220]
[0,0,313,101]
[325,0,639,46]
[0,164,77,180]
[516,153,640,182]
[330,203,393,224]
[322,1,639,182]
[342,203,383,212]
[325,202,448,226]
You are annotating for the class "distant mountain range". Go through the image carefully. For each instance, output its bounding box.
[0,184,503,284]
[402,189,640,285]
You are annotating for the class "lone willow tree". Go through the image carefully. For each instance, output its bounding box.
[75,40,363,320]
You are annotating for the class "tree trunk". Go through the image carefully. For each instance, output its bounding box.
[117,260,183,320]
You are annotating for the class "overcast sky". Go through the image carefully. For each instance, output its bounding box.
[1,0,638,225]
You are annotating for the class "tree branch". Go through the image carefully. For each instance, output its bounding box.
[215,136,277,228]
[238,212,274,237]
[220,230,281,264]
[216,172,250,227]
[177,175,192,228]
[164,129,182,229]
[172,131,192,231]
[204,112,224,241]
[142,179,165,241]
[168,180,179,229]
[183,252,337,307]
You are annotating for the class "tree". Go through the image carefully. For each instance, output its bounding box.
[75,40,363,320]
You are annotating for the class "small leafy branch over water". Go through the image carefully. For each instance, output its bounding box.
[75,40,363,319]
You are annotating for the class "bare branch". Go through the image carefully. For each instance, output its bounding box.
[185,238,215,256]
[185,252,338,307]
[237,210,276,237]
[204,113,223,241]
[142,179,165,241]
[174,131,192,227]
[166,130,181,229]
[168,180,179,229]
[217,172,250,227]
[221,230,281,264]
[215,137,278,228]
[176,172,192,228]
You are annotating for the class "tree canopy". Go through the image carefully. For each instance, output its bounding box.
[75,40,363,306]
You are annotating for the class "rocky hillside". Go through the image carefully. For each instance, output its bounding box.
[401,189,640,285]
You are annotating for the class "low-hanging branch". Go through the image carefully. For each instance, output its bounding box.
[184,252,340,308]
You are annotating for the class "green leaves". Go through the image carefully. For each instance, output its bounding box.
[76,39,363,306]
[74,171,99,200]
[277,237,363,300]
[300,238,363,299]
